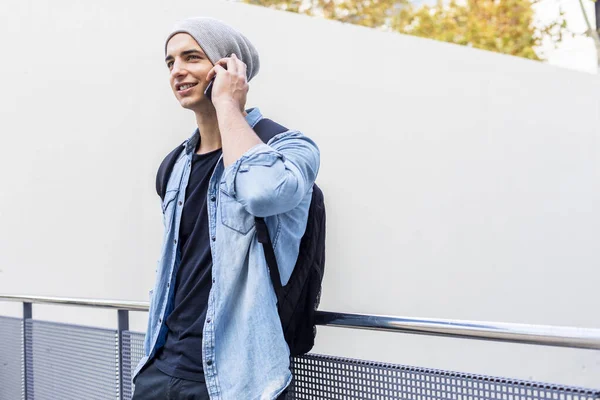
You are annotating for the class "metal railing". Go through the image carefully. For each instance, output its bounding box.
[1,294,600,400]
[3,294,600,350]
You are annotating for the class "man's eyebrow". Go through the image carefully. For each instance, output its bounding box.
[165,49,205,62]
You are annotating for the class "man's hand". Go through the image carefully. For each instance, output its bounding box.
[208,53,261,167]
[206,53,248,113]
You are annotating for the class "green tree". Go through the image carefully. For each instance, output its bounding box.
[243,0,569,61]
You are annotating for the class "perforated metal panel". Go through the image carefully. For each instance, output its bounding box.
[4,316,600,400]
[119,330,600,400]
[0,316,24,400]
[121,331,145,400]
[25,319,119,400]
[289,354,600,400]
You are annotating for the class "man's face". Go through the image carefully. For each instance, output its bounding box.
[165,33,214,110]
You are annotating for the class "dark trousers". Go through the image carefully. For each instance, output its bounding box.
[132,360,210,400]
[132,360,289,400]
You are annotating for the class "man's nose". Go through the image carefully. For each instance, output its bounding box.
[170,60,186,79]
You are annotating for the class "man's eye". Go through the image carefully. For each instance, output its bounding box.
[167,62,173,69]
[188,55,200,60]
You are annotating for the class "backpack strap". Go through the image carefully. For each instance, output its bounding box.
[252,117,289,294]
[156,142,186,201]
[256,218,283,304]
[253,118,288,144]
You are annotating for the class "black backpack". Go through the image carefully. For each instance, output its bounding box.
[156,118,326,357]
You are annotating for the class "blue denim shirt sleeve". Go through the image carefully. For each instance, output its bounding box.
[220,130,320,217]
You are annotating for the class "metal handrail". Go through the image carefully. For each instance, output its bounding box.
[316,311,600,350]
[2,294,600,350]
[0,294,148,312]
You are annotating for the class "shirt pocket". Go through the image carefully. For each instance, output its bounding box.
[162,189,179,215]
[219,189,255,235]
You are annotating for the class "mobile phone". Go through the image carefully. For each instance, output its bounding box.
[204,79,215,102]
[204,55,230,102]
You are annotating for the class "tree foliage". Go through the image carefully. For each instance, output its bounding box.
[243,0,569,61]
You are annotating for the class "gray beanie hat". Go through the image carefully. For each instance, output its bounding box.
[165,17,260,81]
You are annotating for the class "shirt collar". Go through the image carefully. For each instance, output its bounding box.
[185,108,263,154]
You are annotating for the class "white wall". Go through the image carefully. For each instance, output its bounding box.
[0,0,599,389]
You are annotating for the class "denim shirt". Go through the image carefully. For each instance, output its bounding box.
[134,108,320,400]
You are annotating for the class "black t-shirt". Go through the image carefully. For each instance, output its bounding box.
[154,148,222,382]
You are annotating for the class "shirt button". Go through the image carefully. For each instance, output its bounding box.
[207,318,211,323]
[206,360,213,366]
[167,282,170,288]
[212,278,215,284]
[174,239,177,244]
[159,318,162,323]
[178,201,182,206]
[210,196,216,202]
[211,237,216,242]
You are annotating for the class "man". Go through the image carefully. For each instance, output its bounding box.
[132,17,320,400]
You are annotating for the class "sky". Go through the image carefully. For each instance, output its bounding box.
[534,0,598,74]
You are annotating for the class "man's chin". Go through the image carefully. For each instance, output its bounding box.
[179,96,208,110]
